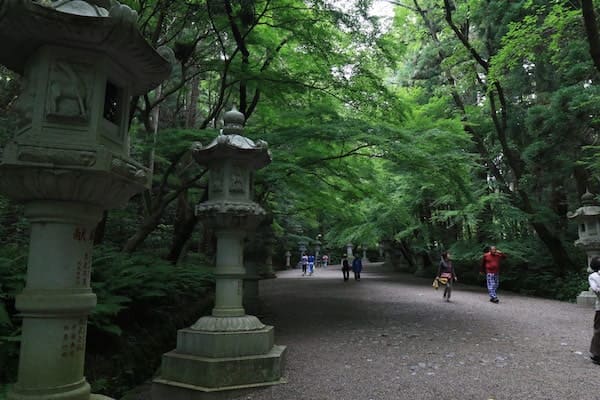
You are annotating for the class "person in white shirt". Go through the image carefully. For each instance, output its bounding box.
[588,256,600,364]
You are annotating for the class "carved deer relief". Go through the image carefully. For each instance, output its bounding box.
[45,61,89,121]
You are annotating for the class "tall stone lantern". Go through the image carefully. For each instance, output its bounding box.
[346,243,354,258]
[285,250,292,268]
[314,235,321,267]
[153,108,285,398]
[298,240,307,255]
[0,1,170,399]
[568,191,600,306]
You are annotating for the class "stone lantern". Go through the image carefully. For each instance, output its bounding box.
[346,243,354,258]
[153,107,285,398]
[315,234,322,267]
[0,1,170,399]
[298,240,307,265]
[285,250,292,268]
[568,191,600,306]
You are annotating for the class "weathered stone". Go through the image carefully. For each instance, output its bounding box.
[153,108,284,398]
[568,191,600,306]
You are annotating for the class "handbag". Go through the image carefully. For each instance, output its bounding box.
[432,278,439,289]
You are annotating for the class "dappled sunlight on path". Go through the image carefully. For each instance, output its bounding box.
[232,262,599,400]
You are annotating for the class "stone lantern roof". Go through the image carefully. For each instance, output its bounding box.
[192,107,271,169]
[568,190,600,219]
[0,0,170,95]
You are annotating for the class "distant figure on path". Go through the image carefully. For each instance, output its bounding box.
[352,256,362,281]
[341,255,350,281]
[588,256,600,365]
[480,246,506,303]
[322,254,329,268]
[436,251,457,302]
[308,254,315,276]
[301,254,308,276]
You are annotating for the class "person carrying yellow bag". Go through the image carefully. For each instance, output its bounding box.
[435,251,457,302]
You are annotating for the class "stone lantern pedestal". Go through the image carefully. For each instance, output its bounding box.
[0,1,170,399]
[568,191,600,306]
[153,108,285,399]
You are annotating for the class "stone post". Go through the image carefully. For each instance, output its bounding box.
[346,243,354,259]
[261,235,277,278]
[153,108,285,399]
[568,191,600,306]
[362,246,367,261]
[379,242,384,259]
[315,242,321,267]
[285,250,291,268]
[0,2,170,399]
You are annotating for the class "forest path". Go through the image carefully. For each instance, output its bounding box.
[240,262,597,400]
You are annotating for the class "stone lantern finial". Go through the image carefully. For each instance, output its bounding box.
[582,189,597,206]
[222,105,245,135]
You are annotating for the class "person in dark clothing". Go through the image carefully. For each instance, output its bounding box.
[341,255,350,281]
[436,251,457,302]
[480,246,506,303]
[588,256,600,364]
[352,256,362,281]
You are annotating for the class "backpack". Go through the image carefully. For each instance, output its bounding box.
[342,259,349,269]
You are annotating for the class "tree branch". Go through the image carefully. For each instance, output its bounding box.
[582,0,600,74]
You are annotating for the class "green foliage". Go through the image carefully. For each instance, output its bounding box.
[0,244,26,387]
[86,246,214,396]
[89,245,213,335]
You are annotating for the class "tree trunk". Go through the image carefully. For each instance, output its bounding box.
[122,209,163,252]
[166,191,199,263]
[582,0,600,74]
[166,214,199,263]
[185,73,200,128]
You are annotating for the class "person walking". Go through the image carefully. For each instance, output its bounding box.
[436,251,457,302]
[588,256,600,364]
[352,255,362,281]
[301,253,308,276]
[308,254,315,276]
[480,246,506,303]
[322,254,329,268]
[341,255,350,281]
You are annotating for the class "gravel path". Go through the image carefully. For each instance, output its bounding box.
[230,262,600,400]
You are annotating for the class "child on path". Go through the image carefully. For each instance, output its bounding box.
[588,256,600,364]
[436,251,457,302]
